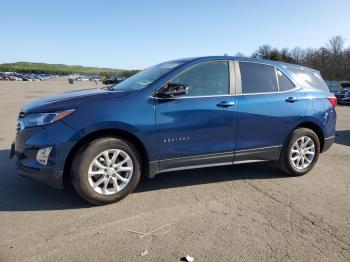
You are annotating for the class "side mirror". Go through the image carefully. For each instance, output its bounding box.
[157,82,188,98]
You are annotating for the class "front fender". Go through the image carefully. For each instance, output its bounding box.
[62,96,157,160]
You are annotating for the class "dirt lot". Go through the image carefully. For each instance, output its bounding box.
[0,79,349,262]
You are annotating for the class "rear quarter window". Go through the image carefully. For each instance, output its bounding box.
[277,69,295,91]
[289,68,329,91]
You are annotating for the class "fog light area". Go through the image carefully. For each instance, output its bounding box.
[36,147,53,165]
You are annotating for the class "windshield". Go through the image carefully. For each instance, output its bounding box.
[112,62,184,91]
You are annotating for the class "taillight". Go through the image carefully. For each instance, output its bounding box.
[328,96,337,108]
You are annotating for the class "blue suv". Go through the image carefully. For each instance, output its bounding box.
[11,57,337,205]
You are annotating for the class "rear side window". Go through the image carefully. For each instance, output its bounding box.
[289,68,328,91]
[240,62,278,93]
[277,69,295,91]
[171,61,229,96]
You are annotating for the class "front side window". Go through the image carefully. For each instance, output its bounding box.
[171,61,229,96]
[240,62,278,94]
[277,69,295,91]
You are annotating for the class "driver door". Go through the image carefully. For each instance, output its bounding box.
[155,61,237,172]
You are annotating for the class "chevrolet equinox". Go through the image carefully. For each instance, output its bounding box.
[11,57,337,205]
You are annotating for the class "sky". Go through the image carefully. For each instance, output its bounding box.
[1,0,350,69]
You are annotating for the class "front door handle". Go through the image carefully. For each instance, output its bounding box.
[285,97,299,103]
[217,101,235,108]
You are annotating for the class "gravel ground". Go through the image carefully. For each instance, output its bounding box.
[0,79,349,262]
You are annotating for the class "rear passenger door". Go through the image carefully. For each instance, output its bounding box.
[234,62,306,162]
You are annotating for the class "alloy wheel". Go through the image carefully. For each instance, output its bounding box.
[87,149,133,195]
[290,136,315,170]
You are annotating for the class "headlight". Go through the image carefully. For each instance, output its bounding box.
[21,109,75,128]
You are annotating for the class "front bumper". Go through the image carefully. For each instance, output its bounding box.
[11,121,78,189]
[14,150,64,189]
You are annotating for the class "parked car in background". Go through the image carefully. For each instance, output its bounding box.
[336,88,350,105]
[326,80,350,94]
[11,56,336,205]
[89,77,100,82]
[0,72,60,81]
[75,76,89,81]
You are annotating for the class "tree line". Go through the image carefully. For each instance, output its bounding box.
[2,36,349,80]
[248,36,350,81]
[0,62,139,77]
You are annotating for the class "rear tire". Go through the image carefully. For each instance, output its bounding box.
[71,137,141,205]
[278,128,320,176]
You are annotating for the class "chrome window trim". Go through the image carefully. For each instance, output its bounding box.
[150,94,236,99]
[150,86,302,99]
[150,59,302,99]
[231,86,302,96]
[150,87,302,99]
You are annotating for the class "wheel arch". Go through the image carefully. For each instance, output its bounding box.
[293,121,325,152]
[63,128,150,183]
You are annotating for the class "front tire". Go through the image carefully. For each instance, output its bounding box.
[72,137,141,205]
[279,128,320,176]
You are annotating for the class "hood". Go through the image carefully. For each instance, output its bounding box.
[22,88,131,113]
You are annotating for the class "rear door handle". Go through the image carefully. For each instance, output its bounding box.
[285,97,299,103]
[217,101,235,108]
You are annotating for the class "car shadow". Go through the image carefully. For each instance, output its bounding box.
[135,162,285,193]
[335,130,350,146]
[0,149,90,211]
[0,149,286,212]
